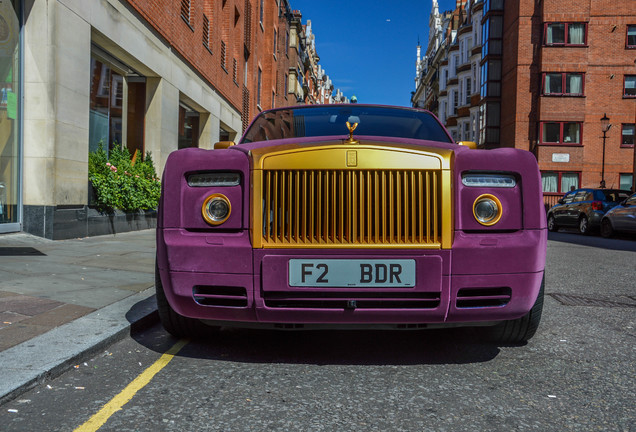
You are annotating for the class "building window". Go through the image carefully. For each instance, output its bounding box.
[452,91,458,115]
[273,28,277,57]
[542,72,584,96]
[257,67,262,108]
[233,58,238,85]
[181,0,192,28]
[624,75,636,97]
[627,25,636,48]
[622,124,635,147]
[544,22,587,46]
[221,41,227,71]
[540,121,582,145]
[465,78,471,105]
[259,0,264,26]
[203,14,210,51]
[541,172,580,194]
[620,173,634,191]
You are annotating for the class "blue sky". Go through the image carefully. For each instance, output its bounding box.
[290,1,458,106]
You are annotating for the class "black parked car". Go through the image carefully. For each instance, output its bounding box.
[547,188,631,234]
[600,192,636,238]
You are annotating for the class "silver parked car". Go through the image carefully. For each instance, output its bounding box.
[600,193,636,238]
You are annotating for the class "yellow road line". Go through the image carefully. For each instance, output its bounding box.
[74,338,189,432]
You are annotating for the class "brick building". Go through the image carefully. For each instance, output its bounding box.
[0,0,349,239]
[414,0,636,206]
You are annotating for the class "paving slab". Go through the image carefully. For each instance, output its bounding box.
[0,229,159,404]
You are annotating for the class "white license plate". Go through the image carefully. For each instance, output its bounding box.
[289,259,416,287]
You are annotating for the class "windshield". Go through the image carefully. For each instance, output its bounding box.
[240,106,452,144]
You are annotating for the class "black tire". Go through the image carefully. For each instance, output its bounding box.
[578,215,590,235]
[485,275,544,344]
[155,263,211,338]
[547,214,558,232]
[600,218,614,238]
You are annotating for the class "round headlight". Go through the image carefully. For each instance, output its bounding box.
[202,194,231,225]
[473,194,502,226]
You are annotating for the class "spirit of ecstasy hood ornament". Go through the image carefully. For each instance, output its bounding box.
[345,121,359,144]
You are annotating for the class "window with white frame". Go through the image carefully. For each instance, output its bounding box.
[465,77,471,105]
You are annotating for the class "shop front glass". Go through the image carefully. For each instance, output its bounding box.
[0,0,20,232]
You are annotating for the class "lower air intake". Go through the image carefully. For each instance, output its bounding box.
[193,286,248,307]
[456,287,512,308]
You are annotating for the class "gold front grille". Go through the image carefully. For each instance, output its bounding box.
[259,169,443,248]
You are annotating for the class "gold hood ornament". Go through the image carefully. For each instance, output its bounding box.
[345,121,359,144]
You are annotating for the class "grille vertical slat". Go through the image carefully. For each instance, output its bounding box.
[261,169,443,247]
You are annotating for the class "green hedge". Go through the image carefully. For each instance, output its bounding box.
[88,143,161,212]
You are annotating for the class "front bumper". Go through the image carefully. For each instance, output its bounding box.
[157,228,546,327]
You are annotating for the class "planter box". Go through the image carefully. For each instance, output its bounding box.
[23,205,157,240]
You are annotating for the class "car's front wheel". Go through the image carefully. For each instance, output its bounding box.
[547,214,558,232]
[155,263,213,338]
[578,215,590,235]
[484,275,544,344]
[600,218,614,238]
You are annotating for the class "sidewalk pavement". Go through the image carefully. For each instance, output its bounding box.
[0,229,158,405]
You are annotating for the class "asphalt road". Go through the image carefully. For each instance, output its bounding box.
[1,233,635,432]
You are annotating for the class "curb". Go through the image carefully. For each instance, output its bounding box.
[0,288,158,405]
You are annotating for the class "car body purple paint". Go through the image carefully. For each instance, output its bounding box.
[156,105,547,343]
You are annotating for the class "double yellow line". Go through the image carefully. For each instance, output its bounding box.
[74,339,189,432]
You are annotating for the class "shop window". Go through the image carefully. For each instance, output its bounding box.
[89,58,123,153]
[542,72,584,96]
[544,22,587,46]
[540,122,581,145]
[178,102,200,149]
[622,124,635,147]
[126,77,146,157]
[0,0,20,227]
[624,75,636,98]
[89,52,146,158]
[541,172,580,194]
[627,25,636,48]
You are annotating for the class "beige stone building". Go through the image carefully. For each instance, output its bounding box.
[2,0,243,238]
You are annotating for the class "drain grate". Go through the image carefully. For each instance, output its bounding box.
[549,293,636,308]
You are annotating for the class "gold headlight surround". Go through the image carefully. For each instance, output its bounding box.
[473,194,503,226]
[202,193,231,226]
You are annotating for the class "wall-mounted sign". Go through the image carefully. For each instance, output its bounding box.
[552,153,570,163]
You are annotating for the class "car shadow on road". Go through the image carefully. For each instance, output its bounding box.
[134,323,505,366]
[548,231,636,252]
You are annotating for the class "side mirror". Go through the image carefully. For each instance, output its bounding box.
[457,141,477,149]
[214,141,236,149]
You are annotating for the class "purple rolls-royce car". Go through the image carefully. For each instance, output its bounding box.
[156,105,547,343]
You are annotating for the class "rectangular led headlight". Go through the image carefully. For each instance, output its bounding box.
[187,172,241,187]
[462,173,516,188]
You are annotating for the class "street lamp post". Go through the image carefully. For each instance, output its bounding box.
[600,113,611,189]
